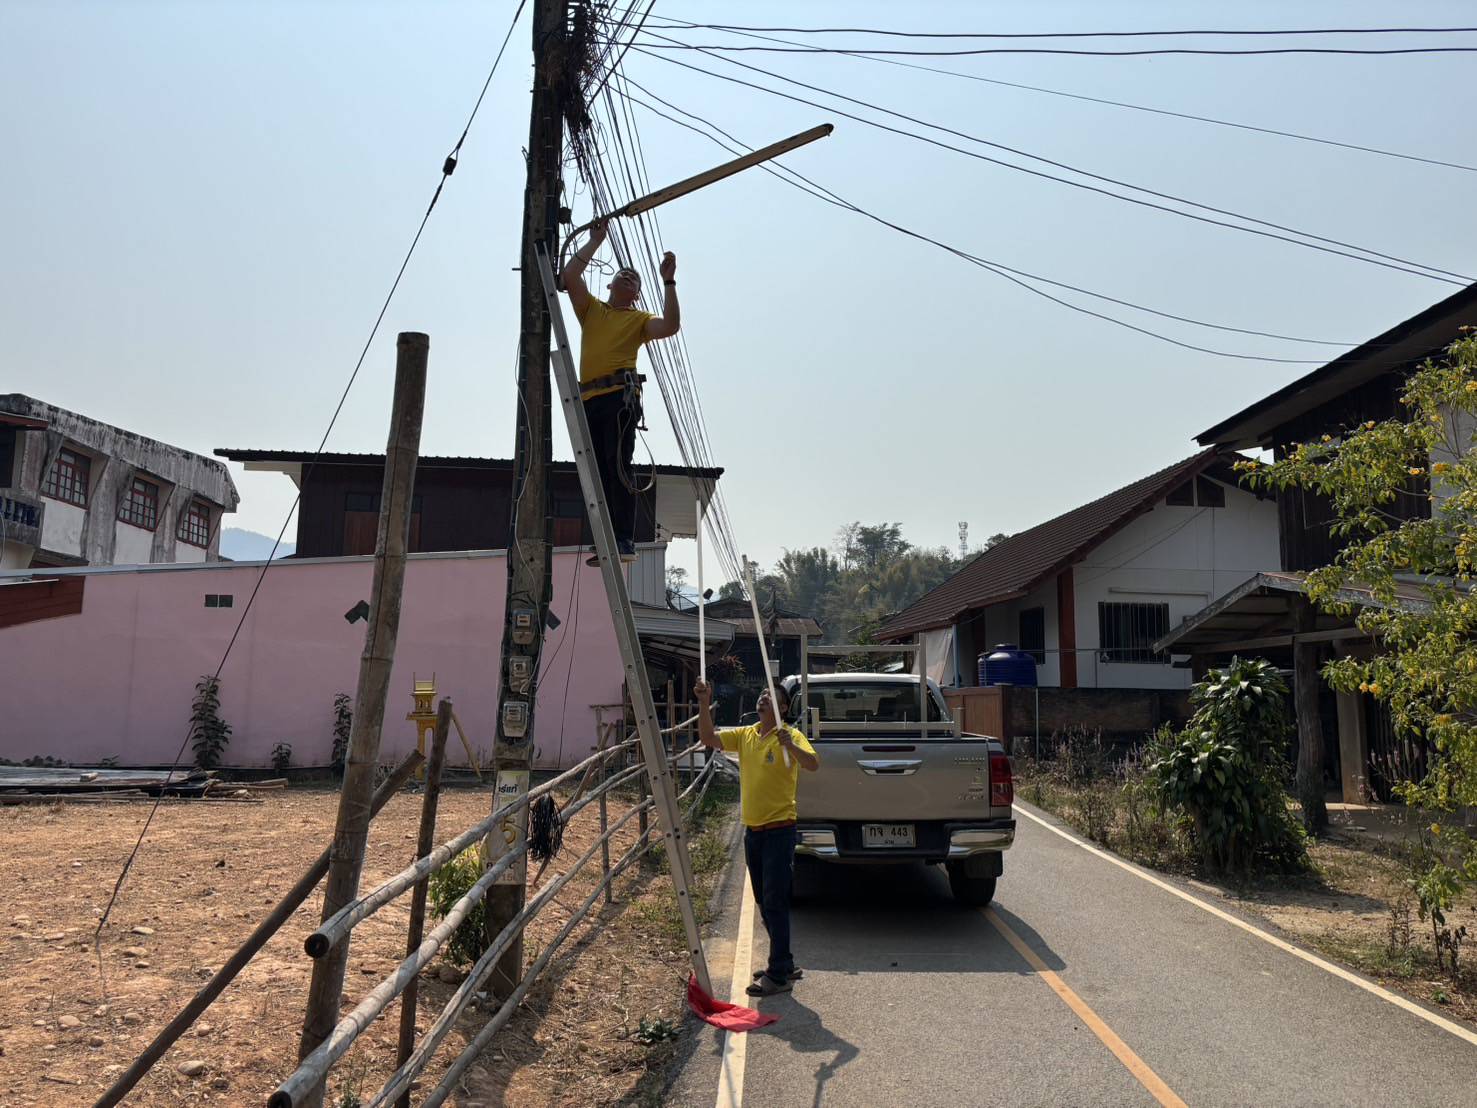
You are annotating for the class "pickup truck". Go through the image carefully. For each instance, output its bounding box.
[780,671,1015,906]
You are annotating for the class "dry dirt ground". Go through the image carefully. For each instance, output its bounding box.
[0,784,727,1107]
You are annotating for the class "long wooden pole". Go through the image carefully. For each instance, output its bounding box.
[394,699,450,1108]
[294,332,428,1108]
[90,751,424,1108]
[1293,596,1329,834]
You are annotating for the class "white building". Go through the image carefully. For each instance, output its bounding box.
[0,395,238,570]
[879,448,1280,690]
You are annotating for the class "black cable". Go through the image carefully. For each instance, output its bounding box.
[615,85,1327,365]
[641,16,1477,175]
[94,0,530,944]
[629,42,1477,58]
[649,22,1477,40]
[627,42,1471,285]
[574,39,747,583]
[631,27,1473,282]
[581,81,745,582]
[615,74,1360,348]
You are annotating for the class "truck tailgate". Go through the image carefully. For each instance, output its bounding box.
[798,736,1004,822]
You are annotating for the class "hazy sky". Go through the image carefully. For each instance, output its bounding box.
[6,1,1476,580]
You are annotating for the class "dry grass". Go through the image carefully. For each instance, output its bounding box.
[0,779,737,1107]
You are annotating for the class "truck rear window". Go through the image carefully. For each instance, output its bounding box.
[799,682,945,724]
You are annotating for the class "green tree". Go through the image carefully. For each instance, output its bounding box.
[775,546,841,617]
[717,580,745,601]
[1245,335,1477,880]
[837,521,910,571]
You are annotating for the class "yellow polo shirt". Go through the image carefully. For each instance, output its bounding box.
[718,724,817,828]
[575,299,655,399]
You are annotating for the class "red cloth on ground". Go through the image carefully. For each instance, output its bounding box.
[686,973,780,1031]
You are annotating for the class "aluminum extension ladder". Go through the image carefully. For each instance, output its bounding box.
[534,242,713,994]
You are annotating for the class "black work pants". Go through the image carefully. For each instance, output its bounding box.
[744,824,797,979]
[583,389,639,545]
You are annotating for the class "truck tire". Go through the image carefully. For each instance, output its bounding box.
[946,863,996,907]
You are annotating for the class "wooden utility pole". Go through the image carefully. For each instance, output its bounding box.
[295,332,428,1108]
[486,0,566,998]
[1292,596,1329,834]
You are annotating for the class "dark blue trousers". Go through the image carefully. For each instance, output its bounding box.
[744,824,797,979]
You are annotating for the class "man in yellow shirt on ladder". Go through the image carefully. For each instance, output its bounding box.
[560,218,681,563]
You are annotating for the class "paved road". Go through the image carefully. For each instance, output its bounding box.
[665,802,1477,1108]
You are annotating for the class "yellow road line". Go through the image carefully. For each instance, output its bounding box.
[715,876,757,1108]
[984,907,1188,1108]
[1016,803,1477,1049]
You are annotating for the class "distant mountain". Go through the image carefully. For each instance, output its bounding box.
[220,528,296,561]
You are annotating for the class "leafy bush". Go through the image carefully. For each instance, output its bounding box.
[331,693,352,772]
[1151,658,1308,875]
[428,846,488,968]
[190,675,232,770]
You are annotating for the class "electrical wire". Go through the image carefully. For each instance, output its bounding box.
[574,53,747,585]
[639,16,1477,174]
[629,41,1477,58]
[626,33,1471,284]
[617,95,1323,364]
[94,0,530,946]
[644,22,1477,40]
[614,74,1364,350]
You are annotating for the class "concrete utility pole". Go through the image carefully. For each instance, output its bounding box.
[486,0,566,998]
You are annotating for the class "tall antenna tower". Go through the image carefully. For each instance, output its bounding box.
[958,520,969,560]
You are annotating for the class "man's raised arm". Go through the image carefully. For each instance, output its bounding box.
[694,680,723,751]
[561,218,607,318]
[645,251,681,340]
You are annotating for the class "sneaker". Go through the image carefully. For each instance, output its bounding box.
[617,540,637,563]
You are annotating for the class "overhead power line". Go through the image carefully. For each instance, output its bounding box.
[629,42,1477,58]
[645,22,1477,40]
[626,40,1471,285]
[640,16,1477,174]
[612,80,1330,365]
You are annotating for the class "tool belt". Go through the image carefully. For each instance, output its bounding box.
[580,369,645,400]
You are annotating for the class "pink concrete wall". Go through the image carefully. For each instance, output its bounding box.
[0,552,622,769]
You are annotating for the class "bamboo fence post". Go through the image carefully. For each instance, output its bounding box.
[599,737,612,905]
[90,751,424,1108]
[394,699,450,1108]
[294,332,427,1108]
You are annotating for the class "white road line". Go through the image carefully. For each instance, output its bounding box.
[715,876,757,1108]
[1016,802,1477,1048]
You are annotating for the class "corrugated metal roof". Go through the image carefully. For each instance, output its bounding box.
[877,448,1231,640]
[215,448,721,479]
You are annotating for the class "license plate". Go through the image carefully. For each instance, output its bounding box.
[862,823,915,848]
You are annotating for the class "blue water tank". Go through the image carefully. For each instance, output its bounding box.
[979,644,1038,687]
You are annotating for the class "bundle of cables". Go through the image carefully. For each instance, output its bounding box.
[528,793,566,862]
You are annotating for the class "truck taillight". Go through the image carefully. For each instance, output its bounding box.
[990,752,1013,807]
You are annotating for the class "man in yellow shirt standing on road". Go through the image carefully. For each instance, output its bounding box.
[694,679,819,997]
[560,217,681,563]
